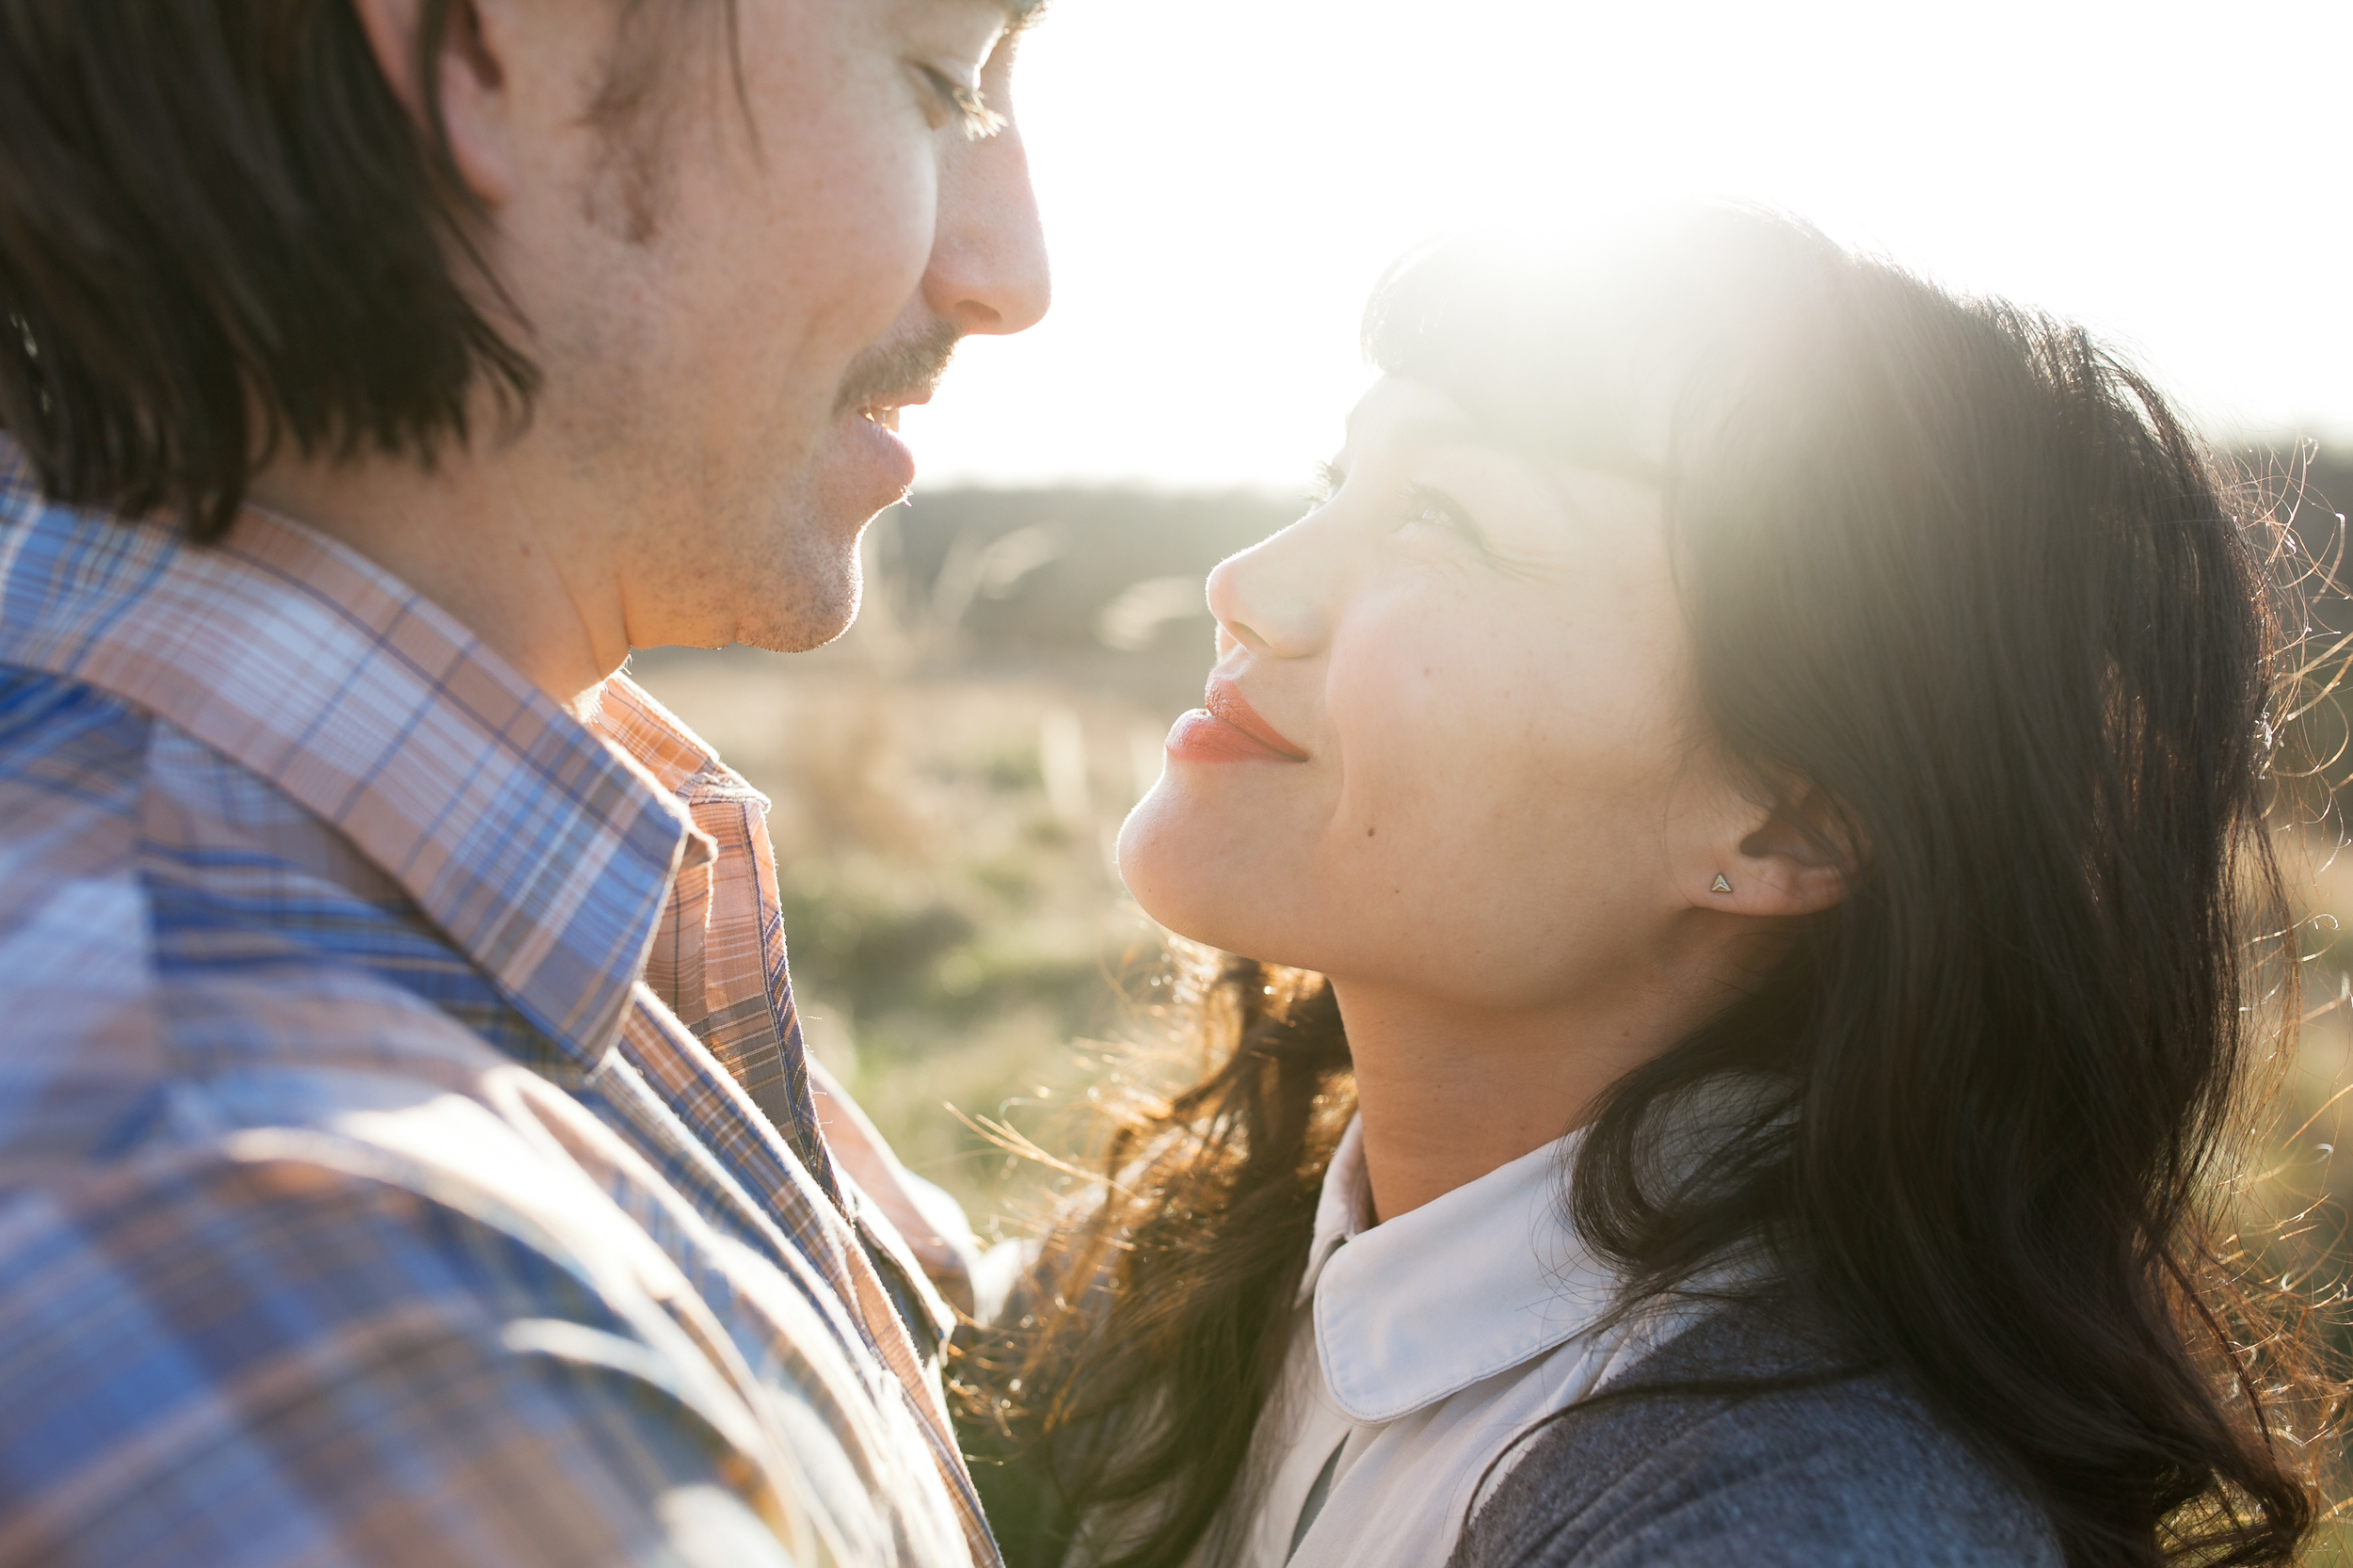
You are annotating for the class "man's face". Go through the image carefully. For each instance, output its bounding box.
[506,0,1048,652]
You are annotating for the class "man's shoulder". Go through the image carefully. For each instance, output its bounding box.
[0,657,526,1166]
[1451,1297,2062,1568]
[0,662,152,828]
[0,664,168,1140]
[0,1109,836,1568]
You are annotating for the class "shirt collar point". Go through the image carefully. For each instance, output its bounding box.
[1306,1120,1609,1420]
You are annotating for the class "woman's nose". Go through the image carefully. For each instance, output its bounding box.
[1207,526,1330,659]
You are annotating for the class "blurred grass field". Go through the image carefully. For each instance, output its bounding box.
[631,639,1176,1230]
[630,489,1287,1231]
[632,478,2353,1523]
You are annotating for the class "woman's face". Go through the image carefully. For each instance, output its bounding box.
[1118,376,1737,1016]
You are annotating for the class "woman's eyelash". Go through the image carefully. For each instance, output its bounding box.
[922,69,1004,137]
[1308,460,1347,504]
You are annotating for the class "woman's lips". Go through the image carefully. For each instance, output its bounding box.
[1165,680,1309,765]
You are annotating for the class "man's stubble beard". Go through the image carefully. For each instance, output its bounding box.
[727,462,869,653]
[729,322,963,652]
[831,320,960,422]
[623,323,959,655]
[591,398,865,655]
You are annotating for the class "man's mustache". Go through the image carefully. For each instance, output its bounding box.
[833,322,961,417]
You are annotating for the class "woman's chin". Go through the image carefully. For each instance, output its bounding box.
[1116,793,1280,959]
[1114,800,1199,935]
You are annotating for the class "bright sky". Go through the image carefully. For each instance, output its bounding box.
[899,0,2352,493]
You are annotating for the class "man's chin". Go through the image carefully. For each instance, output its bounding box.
[735,564,863,654]
[721,423,915,653]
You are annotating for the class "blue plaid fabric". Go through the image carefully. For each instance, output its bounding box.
[0,441,997,1568]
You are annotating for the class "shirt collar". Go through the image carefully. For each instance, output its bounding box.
[1296,1113,1375,1306]
[590,674,764,811]
[1305,1114,1620,1425]
[0,453,700,1069]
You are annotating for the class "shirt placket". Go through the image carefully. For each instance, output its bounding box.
[622,743,994,1562]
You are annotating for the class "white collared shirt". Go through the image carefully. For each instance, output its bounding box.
[1203,1115,1705,1568]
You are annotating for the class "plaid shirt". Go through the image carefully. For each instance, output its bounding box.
[0,439,997,1568]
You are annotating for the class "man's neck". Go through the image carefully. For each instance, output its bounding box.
[247,441,627,719]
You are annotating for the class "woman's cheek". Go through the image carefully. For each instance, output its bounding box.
[1327,593,1484,745]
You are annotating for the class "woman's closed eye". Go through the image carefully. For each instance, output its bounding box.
[1401,483,1490,552]
[1401,481,1559,584]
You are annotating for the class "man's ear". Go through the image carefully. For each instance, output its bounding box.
[1702,782,1859,919]
[347,0,519,209]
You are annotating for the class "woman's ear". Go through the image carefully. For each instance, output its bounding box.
[347,0,520,210]
[1701,782,1858,918]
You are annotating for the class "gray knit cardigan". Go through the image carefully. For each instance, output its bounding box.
[1447,1297,2064,1568]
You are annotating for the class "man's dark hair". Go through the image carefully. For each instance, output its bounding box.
[0,0,536,542]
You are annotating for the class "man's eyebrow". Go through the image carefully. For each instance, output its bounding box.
[955,0,1048,32]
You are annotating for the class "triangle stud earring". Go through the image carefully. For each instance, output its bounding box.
[1710,873,1734,895]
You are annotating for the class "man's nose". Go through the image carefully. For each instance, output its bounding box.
[922,113,1050,338]
[1207,525,1330,660]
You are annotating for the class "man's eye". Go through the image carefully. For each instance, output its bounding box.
[920,67,1004,138]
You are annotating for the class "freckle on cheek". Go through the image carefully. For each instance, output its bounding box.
[1366,826,1376,838]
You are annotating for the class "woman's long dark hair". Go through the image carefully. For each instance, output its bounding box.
[963,209,2345,1568]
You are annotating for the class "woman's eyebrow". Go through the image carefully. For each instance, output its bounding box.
[1388,415,1484,450]
[1344,406,1484,453]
